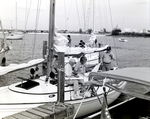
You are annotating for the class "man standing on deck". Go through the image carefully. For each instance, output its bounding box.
[67,35,71,47]
[99,46,115,71]
[88,32,96,47]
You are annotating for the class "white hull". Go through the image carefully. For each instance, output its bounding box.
[65,52,99,66]
[55,45,109,55]
[0,58,44,76]
[62,45,109,66]
[0,75,126,118]
[118,38,128,42]
[6,34,24,40]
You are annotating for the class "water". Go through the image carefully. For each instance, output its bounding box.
[89,97,150,119]
[0,33,150,118]
[0,33,47,86]
[0,33,150,85]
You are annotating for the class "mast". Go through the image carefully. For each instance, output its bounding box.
[47,0,65,103]
[47,0,55,78]
[16,2,17,32]
[0,20,5,49]
[83,0,86,32]
[93,0,95,33]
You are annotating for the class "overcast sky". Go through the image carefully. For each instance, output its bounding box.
[0,0,149,32]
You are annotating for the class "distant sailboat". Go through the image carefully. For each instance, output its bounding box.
[6,2,24,40]
[0,19,44,75]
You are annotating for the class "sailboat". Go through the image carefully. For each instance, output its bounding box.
[0,0,126,119]
[6,2,24,40]
[0,20,44,75]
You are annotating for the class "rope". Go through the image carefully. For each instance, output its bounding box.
[73,86,90,119]
[92,87,102,104]
[56,102,71,119]
[51,103,56,119]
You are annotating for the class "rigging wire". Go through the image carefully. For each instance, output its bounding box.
[25,0,27,28]
[82,0,93,43]
[0,20,9,52]
[75,0,81,29]
[105,0,108,32]
[24,0,33,31]
[17,0,33,62]
[64,0,67,30]
[82,0,86,31]
[108,0,113,32]
[97,0,103,32]
[66,0,73,30]
[32,0,41,59]
[85,0,92,31]
[93,0,95,32]
[82,0,85,30]
[108,0,119,67]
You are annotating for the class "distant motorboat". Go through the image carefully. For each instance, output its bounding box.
[118,38,128,42]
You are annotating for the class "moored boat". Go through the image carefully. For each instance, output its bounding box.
[118,38,128,42]
[0,73,126,118]
[6,33,24,40]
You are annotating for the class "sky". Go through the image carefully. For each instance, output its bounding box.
[0,0,149,32]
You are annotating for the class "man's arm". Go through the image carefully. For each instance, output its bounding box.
[110,53,115,60]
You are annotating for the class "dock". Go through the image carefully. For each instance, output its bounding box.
[2,102,74,119]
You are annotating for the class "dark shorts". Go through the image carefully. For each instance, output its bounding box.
[102,62,112,71]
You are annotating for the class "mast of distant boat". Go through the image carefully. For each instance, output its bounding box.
[93,0,95,33]
[0,20,5,50]
[15,2,17,33]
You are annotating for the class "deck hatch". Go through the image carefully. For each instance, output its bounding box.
[16,80,39,90]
